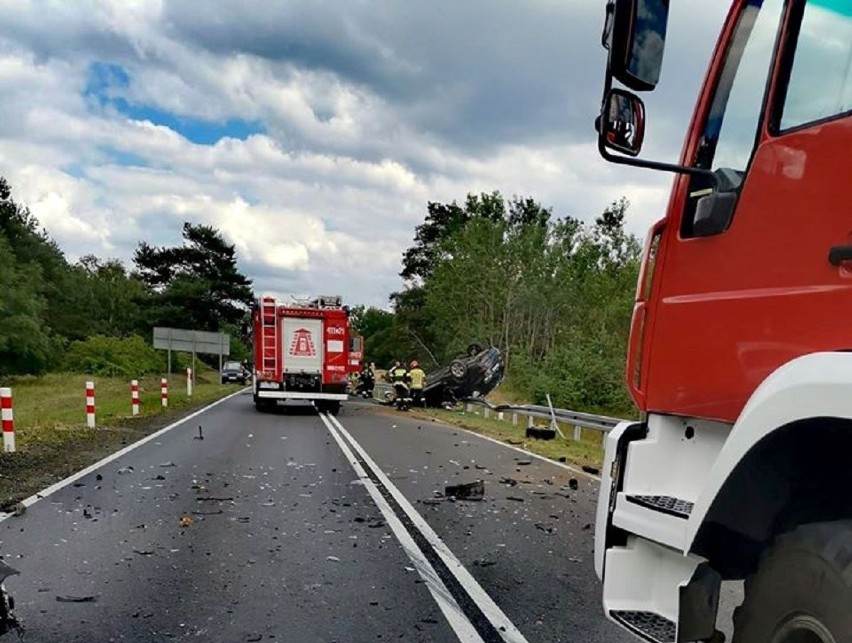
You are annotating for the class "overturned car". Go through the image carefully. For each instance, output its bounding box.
[383,343,504,409]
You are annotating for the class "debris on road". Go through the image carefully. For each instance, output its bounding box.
[152,474,165,481]
[326,556,340,562]
[534,523,555,533]
[72,482,85,488]
[499,477,518,487]
[195,425,204,440]
[179,515,193,527]
[117,466,134,475]
[558,456,567,463]
[160,461,176,468]
[516,460,532,466]
[246,634,263,642]
[444,480,484,501]
[56,595,98,603]
[132,549,154,556]
[568,478,579,490]
[507,496,525,502]
[473,558,497,567]
[581,465,600,475]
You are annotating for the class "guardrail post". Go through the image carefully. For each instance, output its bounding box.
[465,403,472,413]
[484,408,490,419]
[497,411,504,421]
[161,378,168,408]
[527,416,534,430]
[1,388,15,453]
[86,381,96,428]
[512,413,518,427]
[573,425,582,442]
[131,380,140,416]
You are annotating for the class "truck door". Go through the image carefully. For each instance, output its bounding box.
[647,0,852,422]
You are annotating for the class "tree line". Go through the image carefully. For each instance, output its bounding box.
[352,191,641,415]
[0,176,254,378]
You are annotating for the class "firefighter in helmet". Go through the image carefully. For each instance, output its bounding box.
[408,359,426,407]
[389,360,410,410]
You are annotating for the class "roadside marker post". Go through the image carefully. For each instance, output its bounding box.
[187,368,193,397]
[131,380,140,416]
[161,378,168,408]
[86,381,96,428]
[1,388,15,453]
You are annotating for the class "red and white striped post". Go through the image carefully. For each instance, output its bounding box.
[1,388,15,453]
[186,368,193,397]
[86,381,96,428]
[161,378,168,408]
[131,380,140,416]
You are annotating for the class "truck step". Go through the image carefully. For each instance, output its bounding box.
[626,495,693,519]
[611,610,675,643]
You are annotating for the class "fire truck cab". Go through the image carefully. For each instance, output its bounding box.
[595,1,852,642]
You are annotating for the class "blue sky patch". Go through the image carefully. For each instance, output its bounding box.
[100,147,150,168]
[84,61,265,146]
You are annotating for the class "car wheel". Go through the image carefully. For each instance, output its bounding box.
[449,359,468,382]
[466,343,484,357]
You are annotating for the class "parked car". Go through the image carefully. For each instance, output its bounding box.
[221,361,249,385]
[422,343,505,407]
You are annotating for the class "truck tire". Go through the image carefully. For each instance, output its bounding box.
[732,520,852,643]
[327,401,341,416]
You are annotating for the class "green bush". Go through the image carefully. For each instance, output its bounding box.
[510,341,636,417]
[62,335,164,377]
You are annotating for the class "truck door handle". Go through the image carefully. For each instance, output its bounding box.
[828,245,852,266]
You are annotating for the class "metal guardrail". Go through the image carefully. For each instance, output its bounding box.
[368,383,625,440]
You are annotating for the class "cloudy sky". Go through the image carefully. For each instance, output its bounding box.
[0,0,730,308]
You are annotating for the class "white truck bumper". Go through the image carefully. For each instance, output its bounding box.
[256,390,347,401]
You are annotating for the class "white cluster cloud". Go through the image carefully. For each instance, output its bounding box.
[0,1,730,307]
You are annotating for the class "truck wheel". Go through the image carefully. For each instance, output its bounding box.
[732,520,852,643]
[327,402,341,416]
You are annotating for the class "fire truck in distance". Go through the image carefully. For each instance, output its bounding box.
[252,295,351,415]
[595,1,852,642]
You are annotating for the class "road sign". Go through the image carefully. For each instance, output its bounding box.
[153,327,231,381]
[153,328,231,356]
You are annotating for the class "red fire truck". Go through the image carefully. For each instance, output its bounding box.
[595,1,852,642]
[252,295,351,415]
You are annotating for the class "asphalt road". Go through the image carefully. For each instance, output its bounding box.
[0,393,736,642]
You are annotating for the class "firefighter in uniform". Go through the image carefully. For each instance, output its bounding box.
[408,360,426,407]
[389,360,410,410]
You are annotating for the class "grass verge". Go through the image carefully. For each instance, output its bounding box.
[406,406,606,470]
[0,370,241,508]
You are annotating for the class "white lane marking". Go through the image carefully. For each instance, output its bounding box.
[0,388,250,524]
[449,424,600,481]
[354,400,600,481]
[326,412,531,643]
[318,413,484,643]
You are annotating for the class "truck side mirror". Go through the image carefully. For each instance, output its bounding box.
[608,0,669,91]
[599,88,646,157]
